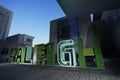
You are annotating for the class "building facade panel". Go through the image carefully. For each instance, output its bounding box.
[7,34,34,46]
[0,6,13,41]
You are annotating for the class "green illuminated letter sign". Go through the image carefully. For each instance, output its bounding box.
[57,39,77,67]
[24,46,32,63]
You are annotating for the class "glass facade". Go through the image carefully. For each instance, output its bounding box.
[57,17,80,53]
[57,19,70,41]
[0,6,12,40]
[0,13,9,39]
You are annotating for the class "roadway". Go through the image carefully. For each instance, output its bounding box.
[0,63,120,80]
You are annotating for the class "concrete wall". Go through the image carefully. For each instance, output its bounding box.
[92,9,120,58]
[78,15,93,48]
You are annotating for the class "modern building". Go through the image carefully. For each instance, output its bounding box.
[50,17,81,54]
[0,34,34,62]
[56,0,120,58]
[53,0,120,69]
[50,16,97,67]
[49,0,120,68]
[0,6,13,62]
[7,34,34,46]
[0,6,13,41]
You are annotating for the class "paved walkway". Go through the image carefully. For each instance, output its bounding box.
[0,64,120,80]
